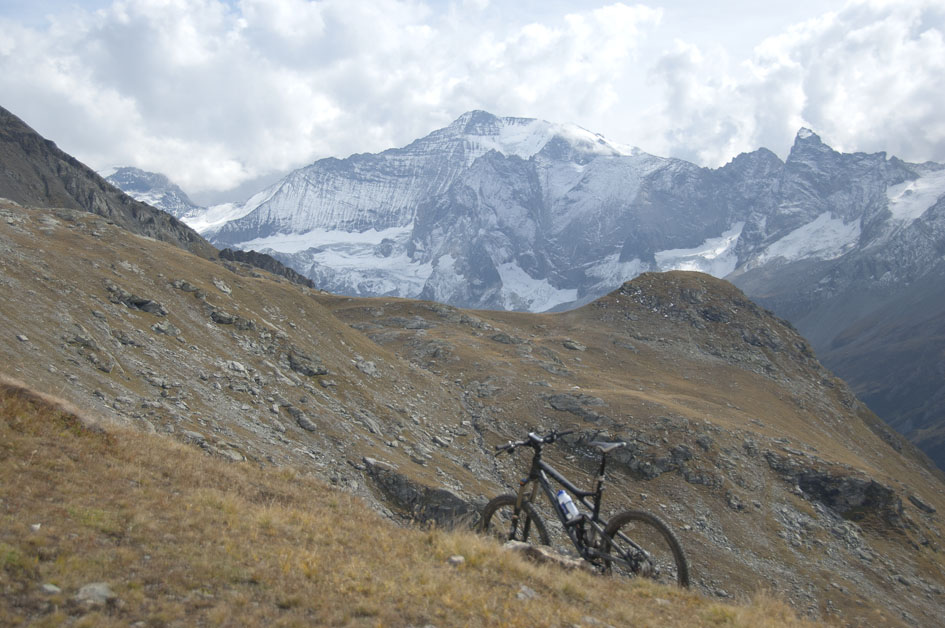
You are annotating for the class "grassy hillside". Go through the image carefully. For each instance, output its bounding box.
[1,201,943,625]
[0,377,815,627]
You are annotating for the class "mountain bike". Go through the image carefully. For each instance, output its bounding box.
[479,430,690,587]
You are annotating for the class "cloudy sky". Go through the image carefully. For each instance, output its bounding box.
[1,0,943,203]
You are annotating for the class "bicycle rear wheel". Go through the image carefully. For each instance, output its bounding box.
[479,494,550,546]
[602,510,690,587]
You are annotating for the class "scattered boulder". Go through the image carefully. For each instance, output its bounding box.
[908,494,937,515]
[288,351,328,377]
[504,541,592,573]
[546,393,606,422]
[356,359,378,377]
[491,332,525,345]
[75,582,116,607]
[182,430,207,445]
[104,279,167,316]
[171,279,199,292]
[287,406,317,432]
[211,310,236,325]
[362,458,480,528]
[151,321,181,337]
[765,451,906,529]
[517,584,538,600]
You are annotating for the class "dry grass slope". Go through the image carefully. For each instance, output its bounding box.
[0,377,816,627]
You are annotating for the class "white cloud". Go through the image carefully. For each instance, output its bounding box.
[646,0,945,165]
[0,0,943,195]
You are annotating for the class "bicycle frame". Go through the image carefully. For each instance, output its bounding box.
[514,445,620,564]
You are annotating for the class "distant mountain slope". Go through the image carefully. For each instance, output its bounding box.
[103,166,203,219]
[0,105,215,259]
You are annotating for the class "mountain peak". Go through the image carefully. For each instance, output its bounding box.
[796,127,818,141]
[104,166,202,220]
[786,126,837,164]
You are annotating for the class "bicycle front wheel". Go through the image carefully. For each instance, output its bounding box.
[479,494,550,546]
[602,510,690,587]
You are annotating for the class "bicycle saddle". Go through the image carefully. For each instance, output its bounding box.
[589,441,626,453]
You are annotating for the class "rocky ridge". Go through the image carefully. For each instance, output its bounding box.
[0,106,215,259]
[2,200,944,625]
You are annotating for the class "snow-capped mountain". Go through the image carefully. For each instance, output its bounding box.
[176,110,945,467]
[206,111,749,310]
[103,166,203,219]
[199,111,936,315]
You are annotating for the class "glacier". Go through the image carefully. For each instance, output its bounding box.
[754,213,861,265]
[886,166,945,223]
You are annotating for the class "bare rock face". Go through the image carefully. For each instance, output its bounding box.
[362,457,481,529]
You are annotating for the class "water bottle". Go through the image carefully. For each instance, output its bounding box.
[556,489,579,522]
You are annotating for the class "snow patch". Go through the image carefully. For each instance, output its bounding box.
[236,226,412,255]
[886,168,945,222]
[184,202,255,234]
[655,223,744,277]
[464,118,633,167]
[184,185,282,234]
[585,254,647,285]
[496,262,578,312]
[756,213,860,264]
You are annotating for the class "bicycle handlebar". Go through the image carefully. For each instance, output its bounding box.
[495,429,575,454]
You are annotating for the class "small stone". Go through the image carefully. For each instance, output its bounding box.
[213,278,231,294]
[16,334,28,342]
[30,523,41,532]
[75,582,116,606]
[151,320,180,336]
[908,494,937,514]
[41,583,61,594]
[227,360,247,374]
[356,359,378,377]
[517,585,537,600]
[447,555,465,567]
[562,339,586,351]
[182,430,207,444]
[220,449,244,462]
[211,310,236,325]
[296,414,318,432]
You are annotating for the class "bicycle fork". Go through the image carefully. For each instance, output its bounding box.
[508,477,540,540]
